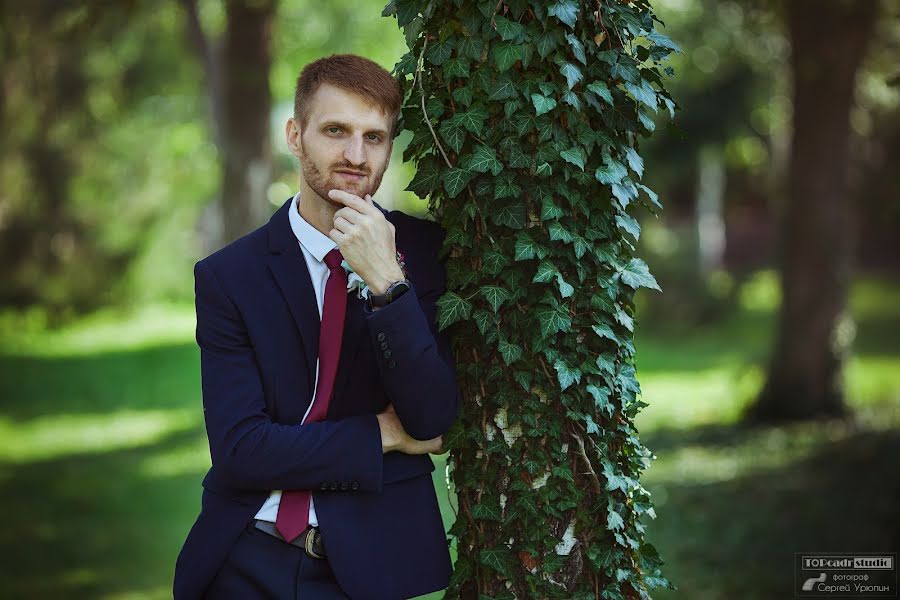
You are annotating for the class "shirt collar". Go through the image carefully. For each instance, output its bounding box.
[288,191,337,263]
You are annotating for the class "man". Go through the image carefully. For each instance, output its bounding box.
[174,54,460,599]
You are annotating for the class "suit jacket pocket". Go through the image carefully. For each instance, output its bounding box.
[382,452,436,485]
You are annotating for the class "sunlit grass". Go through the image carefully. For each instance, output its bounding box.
[0,409,199,463]
[0,303,196,357]
[0,273,897,598]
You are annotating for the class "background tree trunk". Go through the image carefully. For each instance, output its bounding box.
[751,0,878,421]
[182,0,275,248]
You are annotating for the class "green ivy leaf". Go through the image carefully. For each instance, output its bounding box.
[560,146,586,171]
[535,30,559,59]
[619,258,661,291]
[498,336,523,365]
[436,291,473,330]
[647,30,682,52]
[624,80,658,112]
[473,308,494,335]
[405,162,440,198]
[456,105,489,135]
[548,221,573,243]
[472,502,503,521]
[488,74,517,100]
[553,358,581,390]
[467,144,503,175]
[452,85,474,106]
[587,384,612,415]
[536,162,553,177]
[494,14,525,41]
[482,250,510,275]
[458,35,484,60]
[555,272,574,298]
[535,304,571,337]
[587,81,614,106]
[637,182,661,209]
[547,0,579,28]
[559,62,583,89]
[480,548,512,577]
[514,232,549,261]
[531,93,557,116]
[492,41,522,72]
[444,56,470,78]
[494,175,522,200]
[565,32,587,65]
[595,154,628,185]
[592,322,618,342]
[426,38,455,65]
[541,196,565,220]
[481,284,511,311]
[532,260,558,284]
[493,201,526,229]
[607,508,625,531]
[624,147,644,178]
[442,167,474,199]
[438,120,465,153]
[614,212,641,240]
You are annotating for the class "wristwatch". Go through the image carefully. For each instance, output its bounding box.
[367,279,411,309]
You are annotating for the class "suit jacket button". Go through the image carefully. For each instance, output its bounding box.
[330,482,338,491]
[340,482,348,491]
[383,349,392,358]
[380,341,388,350]
[376,332,386,341]
[388,359,397,369]
[320,482,329,491]
[351,481,359,491]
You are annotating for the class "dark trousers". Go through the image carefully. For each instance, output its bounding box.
[205,522,349,599]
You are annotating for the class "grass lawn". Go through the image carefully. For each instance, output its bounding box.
[0,274,897,599]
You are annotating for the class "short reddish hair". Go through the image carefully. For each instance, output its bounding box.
[294,54,402,136]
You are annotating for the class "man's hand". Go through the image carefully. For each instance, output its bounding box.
[376,403,444,455]
[327,190,404,295]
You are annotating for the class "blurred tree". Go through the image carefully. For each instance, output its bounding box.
[751,0,880,421]
[181,0,276,247]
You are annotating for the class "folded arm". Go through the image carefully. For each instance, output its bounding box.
[195,259,384,493]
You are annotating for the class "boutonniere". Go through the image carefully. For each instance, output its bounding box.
[341,249,408,300]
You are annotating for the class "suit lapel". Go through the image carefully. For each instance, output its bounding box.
[266,199,319,396]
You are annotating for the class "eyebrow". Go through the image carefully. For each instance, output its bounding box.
[321,120,389,137]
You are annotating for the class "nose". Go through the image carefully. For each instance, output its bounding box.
[343,135,366,167]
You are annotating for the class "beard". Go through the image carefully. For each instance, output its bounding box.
[298,138,387,208]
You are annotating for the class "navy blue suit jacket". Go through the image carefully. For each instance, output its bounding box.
[174,197,460,599]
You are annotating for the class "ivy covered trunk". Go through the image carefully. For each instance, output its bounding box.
[385,1,677,597]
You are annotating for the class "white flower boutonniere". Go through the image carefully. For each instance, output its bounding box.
[341,249,407,300]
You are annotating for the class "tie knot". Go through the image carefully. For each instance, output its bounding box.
[324,248,344,270]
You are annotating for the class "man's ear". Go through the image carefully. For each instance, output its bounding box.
[285,118,302,157]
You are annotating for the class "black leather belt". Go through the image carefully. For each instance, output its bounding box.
[252,520,327,559]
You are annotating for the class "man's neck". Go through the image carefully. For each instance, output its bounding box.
[296,186,337,237]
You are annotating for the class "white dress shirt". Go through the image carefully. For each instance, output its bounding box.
[254,191,338,526]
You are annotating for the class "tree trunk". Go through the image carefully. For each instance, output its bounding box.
[181,0,275,248]
[219,0,275,244]
[751,0,878,421]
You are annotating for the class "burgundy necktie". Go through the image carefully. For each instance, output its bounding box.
[276,247,348,542]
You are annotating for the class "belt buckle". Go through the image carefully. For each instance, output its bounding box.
[304,528,326,559]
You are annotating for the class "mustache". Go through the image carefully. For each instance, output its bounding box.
[332,166,369,175]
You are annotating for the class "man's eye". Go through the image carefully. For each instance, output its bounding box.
[366,134,381,142]
[328,127,341,134]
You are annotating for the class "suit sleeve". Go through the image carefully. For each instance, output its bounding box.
[363,221,461,440]
[194,259,385,493]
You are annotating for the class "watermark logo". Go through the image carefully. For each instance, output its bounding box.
[795,553,897,596]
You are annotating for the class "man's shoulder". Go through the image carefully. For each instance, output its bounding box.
[196,221,270,282]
